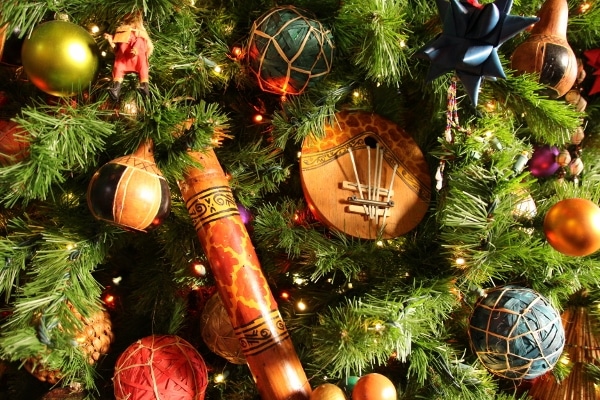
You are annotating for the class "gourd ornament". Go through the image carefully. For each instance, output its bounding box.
[510,0,577,98]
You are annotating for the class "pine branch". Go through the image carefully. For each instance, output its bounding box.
[0,103,113,206]
[308,279,458,377]
[334,0,412,84]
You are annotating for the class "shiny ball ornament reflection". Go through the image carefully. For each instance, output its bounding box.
[21,20,100,97]
[543,198,600,256]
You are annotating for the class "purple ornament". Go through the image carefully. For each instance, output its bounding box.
[237,203,253,225]
[528,145,560,178]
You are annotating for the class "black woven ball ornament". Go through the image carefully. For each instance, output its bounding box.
[246,6,334,96]
[468,285,565,380]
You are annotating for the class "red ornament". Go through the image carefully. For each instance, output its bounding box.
[87,139,171,232]
[352,373,397,400]
[0,119,29,166]
[543,198,600,256]
[113,335,208,400]
[583,48,600,95]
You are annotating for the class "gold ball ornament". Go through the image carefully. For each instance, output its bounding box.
[543,198,600,256]
[352,373,397,400]
[310,383,346,400]
[200,293,246,364]
[21,20,100,97]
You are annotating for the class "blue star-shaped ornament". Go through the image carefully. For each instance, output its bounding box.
[418,0,538,105]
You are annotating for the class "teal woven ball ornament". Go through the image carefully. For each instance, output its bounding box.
[247,6,334,96]
[468,285,565,380]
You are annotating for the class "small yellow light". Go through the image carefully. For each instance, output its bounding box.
[90,25,100,34]
[353,91,360,98]
[232,47,242,57]
[580,2,592,13]
[455,257,466,266]
[253,114,263,123]
[214,373,226,383]
[193,262,206,276]
[376,240,384,247]
[214,65,222,74]
[399,39,406,48]
[296,300,307,311]
[66,243,76,251]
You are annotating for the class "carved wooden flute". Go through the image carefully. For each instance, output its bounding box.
[178,148,311,400]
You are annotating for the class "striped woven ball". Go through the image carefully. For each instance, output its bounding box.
[87,141,170,232]
[468,285,565,380]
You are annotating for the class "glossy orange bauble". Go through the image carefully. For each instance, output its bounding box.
[543,198,600,256]
[309,383,346,400]
[352,373,397,400]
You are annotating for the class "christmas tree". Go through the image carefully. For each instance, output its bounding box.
[0,0,599,399]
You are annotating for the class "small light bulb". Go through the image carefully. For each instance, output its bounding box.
[214,373,226,383]
[214,65,222,74]
[296,300,307,311]
[253,114,263,123]
[193,262,206,276]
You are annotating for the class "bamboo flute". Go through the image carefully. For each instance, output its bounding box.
[178,148,311,400]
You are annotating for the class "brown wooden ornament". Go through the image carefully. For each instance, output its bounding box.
[510,0,577,98]
[87,139,171,232]
[178,148,311,400]
[300,111,430,240]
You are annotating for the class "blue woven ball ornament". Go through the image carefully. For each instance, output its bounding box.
[247,6,334,96]
[468,285,565,380]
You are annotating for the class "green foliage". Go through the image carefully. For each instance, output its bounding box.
[1,0,600,398]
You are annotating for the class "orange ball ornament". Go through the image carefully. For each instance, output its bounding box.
[352,373,397,400]
[310,383,346,400]
[543,198,600,256]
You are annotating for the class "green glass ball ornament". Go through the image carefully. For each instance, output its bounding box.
[21,20,100,97]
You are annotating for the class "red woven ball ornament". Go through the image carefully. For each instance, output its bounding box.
[113,335,208,400]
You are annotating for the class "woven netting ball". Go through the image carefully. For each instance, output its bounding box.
[468,285,565,380]
[200,293,246,365]
[247,6,334,95]
[113,335,208,400]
